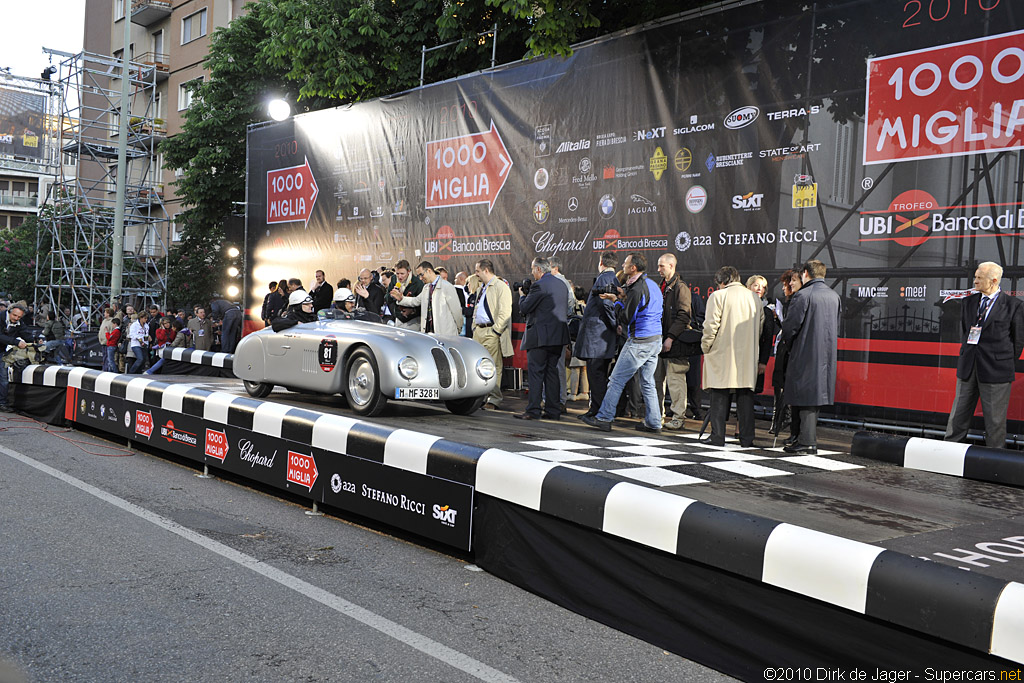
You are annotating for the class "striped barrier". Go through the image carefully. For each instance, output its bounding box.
[852,431,1024,488]
[157,347,233,370]
[16,364,1024,665]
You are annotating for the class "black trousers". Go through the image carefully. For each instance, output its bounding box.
[709,388,755,446]
[527,346,563,418]
[584,357,612,416]
[790,405,819,447]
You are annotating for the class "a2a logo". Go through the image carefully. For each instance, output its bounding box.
[432,504,458,527]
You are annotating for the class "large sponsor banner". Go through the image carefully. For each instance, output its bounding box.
[247,0,1024,426]
[0,88,45,161]
[66,388,474,550]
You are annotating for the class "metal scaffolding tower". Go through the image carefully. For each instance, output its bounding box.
[36,50,169,321]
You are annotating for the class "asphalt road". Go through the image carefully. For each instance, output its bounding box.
[0,414,733,683]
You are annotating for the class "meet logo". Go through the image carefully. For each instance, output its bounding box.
[731,192,764,211]
[432,504,458,527]
[635,126,666,142]
[724,106,760,130]
[901,285,928,301]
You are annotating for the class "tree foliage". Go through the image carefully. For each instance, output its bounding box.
[161,0,710,305]
[0,216,41,303]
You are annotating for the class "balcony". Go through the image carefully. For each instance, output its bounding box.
[0,193,39,210]
[136,52,169,83]
[130,0,171,26]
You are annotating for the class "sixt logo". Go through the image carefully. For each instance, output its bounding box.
[635,127,666,142]
[731,192,764,211]
[432,504,458,527]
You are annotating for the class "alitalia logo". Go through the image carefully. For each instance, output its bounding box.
[556,139,591,153]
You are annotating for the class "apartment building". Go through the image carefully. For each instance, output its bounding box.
[83,0,246,242]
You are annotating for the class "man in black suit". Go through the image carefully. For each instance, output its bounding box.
[945,261,1024,448]
[516,257,570,421]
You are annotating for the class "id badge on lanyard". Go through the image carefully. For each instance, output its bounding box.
[967,326,982,345]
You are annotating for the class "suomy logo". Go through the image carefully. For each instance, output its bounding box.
[724,106,760,130]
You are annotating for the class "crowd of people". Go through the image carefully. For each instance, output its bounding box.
[3,256,1020,449]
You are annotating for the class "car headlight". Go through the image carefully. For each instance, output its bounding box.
[397,356,419,380]
[476,357,496,380]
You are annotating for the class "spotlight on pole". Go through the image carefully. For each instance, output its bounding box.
[268,98,290,122]
[227,285,240,299]
[226,246,240,258]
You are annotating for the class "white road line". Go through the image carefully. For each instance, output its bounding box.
[0,443,519,683]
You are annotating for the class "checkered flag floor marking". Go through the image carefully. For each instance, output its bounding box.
[516,433,861,489]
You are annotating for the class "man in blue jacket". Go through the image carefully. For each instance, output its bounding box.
[582,252,664,433]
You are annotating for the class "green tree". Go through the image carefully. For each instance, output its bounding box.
[0,216,44,303]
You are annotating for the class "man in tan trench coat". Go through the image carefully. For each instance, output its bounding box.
[472,259,513,409]
[700,266,764,447]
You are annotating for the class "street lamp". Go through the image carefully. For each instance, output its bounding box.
[268,98,290,122]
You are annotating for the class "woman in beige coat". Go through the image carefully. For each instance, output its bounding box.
[700,266,764,446]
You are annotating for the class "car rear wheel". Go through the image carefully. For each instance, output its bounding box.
[444,395,486,415]
[243,380,273,398]
[345,349,388,417]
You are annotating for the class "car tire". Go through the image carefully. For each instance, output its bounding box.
[243,380,273,398]
[345,348,387,417]
[444,395,486,415]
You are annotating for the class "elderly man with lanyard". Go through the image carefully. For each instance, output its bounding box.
[0,304,29,412]
[581,252,664,433]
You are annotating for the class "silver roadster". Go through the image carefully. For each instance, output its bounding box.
[232,319,498,416]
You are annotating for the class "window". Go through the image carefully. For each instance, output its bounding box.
[154,92,163,121]
[181,9,207,44]
[114,0,124,21]
[11,215,24,229]
[152,29,164,57]
[171,214,183,242]
[178,77,203,110]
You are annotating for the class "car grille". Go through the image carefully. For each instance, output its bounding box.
[303,349,319,374]
[431,347,452,388]
[448,348,467,388]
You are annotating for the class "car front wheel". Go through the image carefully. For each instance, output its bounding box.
[243,380,273,398]
[345,349,388,417]
[444,395,486,415]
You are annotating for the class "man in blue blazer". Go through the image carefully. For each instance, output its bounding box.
[517,257,570,421]
[945,261,1024,448]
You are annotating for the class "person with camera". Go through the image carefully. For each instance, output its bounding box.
[574,251,620,420]
[581,252,664,433]
[128,311,151,374]
[516,257,570,421]
[655,253,693,431]
[389,259,425,329]
[0,304,29,412]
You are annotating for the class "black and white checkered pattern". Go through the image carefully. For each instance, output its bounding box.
[16,365,1024,665]
[852,431,1024,488]
[513,434,861,488]
[157,347,233,370]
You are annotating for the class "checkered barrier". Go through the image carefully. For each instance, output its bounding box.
[157,347,233,370]
[16,364,1024,665]
[852,431,1024,488]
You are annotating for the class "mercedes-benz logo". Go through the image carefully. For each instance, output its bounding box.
[568,197,578,211]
